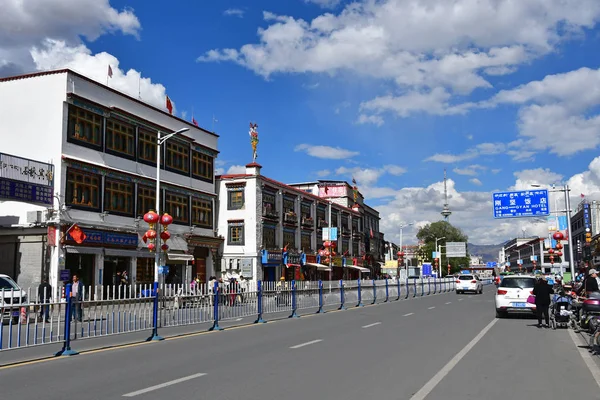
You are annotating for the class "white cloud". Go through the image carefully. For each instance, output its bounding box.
[384,165,407,176]
[492,169,501,174]
[510,168,564,191]
[453,165,487,176]
[224,8,245,18]
[215,167,225,175]
[0,0,140,74]
[30,39,173,112]
[426,141,525,163]
[198,0,600,120]
[303,82,320,89]
[295,143,359,159]
[305,0,341,8]
[356,114,384,126]
[470,178,483,186]
[335,164,406,186]
[227,165,246,174]
[316,169,331,177]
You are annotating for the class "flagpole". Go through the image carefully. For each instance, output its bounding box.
[138,74,141,100]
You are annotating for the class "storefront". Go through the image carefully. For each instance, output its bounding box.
[283,251,306,281]
[187,235,223,284]
[331,256,345,280]
[303,254,332,281]
[261,250,282,281]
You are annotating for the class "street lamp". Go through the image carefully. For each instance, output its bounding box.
[399,222,414,253]
[531,183,575,278]
[435,236,445,277]
[153,128,189,283]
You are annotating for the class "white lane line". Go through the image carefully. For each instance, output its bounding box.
[123,373,207,397]
[362,322,382,328]
[445,302,452,305]
[403,313,414,317]
[458,299,463,301]
[290,339,322,349]
[410,319,498,400]
[235,318,243,321]
[428,306,436,310]
[568,329,600,389]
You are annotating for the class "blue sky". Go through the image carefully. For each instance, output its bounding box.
[3,0,600,245]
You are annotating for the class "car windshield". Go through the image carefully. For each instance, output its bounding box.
[0,276,19,291]
[458,275,474,280]
[500,277,536,289]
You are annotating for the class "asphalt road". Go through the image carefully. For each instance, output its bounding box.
[1,289,598,400]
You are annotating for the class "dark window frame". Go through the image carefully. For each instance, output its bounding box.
[164,191,189,225]
[67,105,103,151]
[191,150,213,183]
[228,189,245,210]
[228,223,245,245]
[65,168,101,211]
[103,178,135,217]
[165,140,190,176]
[192,197,213,229]
[105,118,136,160]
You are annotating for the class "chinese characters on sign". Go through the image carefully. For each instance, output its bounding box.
[492,189,549,219]
[66,228,139,247]
[0,153,54,206]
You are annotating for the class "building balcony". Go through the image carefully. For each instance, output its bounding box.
[341,225,351,236]
[301,216,314,227]
[283,212,298,225]
[318,219,328,228]
[262,206,279,220]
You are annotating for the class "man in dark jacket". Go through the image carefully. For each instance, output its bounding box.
[37,278,52,323]
[533,276,554,328]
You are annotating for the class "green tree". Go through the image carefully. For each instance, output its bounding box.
[416,221,470,275]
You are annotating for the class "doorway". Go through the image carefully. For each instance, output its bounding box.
[103,256,130,289]
[194,247,208,283]
[65,253,95,287]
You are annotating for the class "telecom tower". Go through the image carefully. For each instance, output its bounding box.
[441,169,452,221]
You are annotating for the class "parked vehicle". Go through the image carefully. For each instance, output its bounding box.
[0,274,27,324]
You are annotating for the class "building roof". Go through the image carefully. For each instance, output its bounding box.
[0,68,218,138]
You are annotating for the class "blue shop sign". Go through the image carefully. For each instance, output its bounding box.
[0,178,53,206]
[261,250,283,265]
[284,252,306,265]
[67,228,138,247]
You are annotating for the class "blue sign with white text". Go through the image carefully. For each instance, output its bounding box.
[492,189,549,219]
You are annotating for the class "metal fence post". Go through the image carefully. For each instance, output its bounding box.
[209,281,223,331]
[433,277,437,294]
[289,280,299,318]
[428,278,431,295]
[405,278,409,299]
[338,280,346,310]
[421,278,425,296]
[372,279,377,304]
[357,279,364,307]
[316,280,324,313]
[55,283,78,356]
[413,278,417,298]
[397,278,401,300]
[385,279,389,302]
[146,281,164,341]
[254,280,266,323]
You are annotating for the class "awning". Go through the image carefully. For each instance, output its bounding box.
[347,265,370,273]
[167,253,194,262]
[65,246,103,255]
[168,236,189,252]
[305,262,332,272]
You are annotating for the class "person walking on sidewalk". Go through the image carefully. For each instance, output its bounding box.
[532,275,554,328]
[38,278,52,323]
[71,274,84,322]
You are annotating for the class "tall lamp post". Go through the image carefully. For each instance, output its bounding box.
[435,236,445,277]
[398,222,413,276]
[146,128,190,283]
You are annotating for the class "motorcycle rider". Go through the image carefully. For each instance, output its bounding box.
[577,269,600,299]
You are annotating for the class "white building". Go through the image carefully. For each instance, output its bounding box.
[0,69,222,291]
[216,163,368,282]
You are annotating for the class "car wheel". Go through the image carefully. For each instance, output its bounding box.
[495,309,505,318]
[457,290,461,294]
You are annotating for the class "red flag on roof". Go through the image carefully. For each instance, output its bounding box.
[166,95,173,115]
[192,117,199,127]
[108,65,113,78]
[67,224,87,244]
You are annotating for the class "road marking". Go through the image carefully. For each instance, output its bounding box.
[362,322,382,328]
[235,318,243,321]
[445,302,452,305]
[428,306,436,310]
[122,373,207,397]
[458,299,463,301]
[568,329,600,389]
[290,339,322,349]
[410,319,497,400]
[403,313,414,316]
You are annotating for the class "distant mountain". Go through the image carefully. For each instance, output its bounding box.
[467,242,506,262]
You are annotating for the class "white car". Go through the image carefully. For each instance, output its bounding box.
[0,274,27,323]
[495,275,537,318]
[455,274,483,294]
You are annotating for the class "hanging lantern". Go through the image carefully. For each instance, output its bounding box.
[330,241,337,248]
[556,251,563,257]
[548,248,554,254]
[323,241,332,248]
[160,230,171,241]
[318,249,326,257]
[556,243,563,250]
[148,243,156,251]
[399,252,405,258]
[553,231,564,241]
[397,251,402,257]
[160,213,173,226]
[143,211,159,224]
[145,229,157,239]
[161,244,169,251]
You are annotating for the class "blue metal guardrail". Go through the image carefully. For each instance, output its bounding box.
[0,277,489,356]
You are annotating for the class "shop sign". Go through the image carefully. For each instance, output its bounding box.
[47,226,57,247]
[0,153,54,206]
[241,259,253,278]
[66,228,138,247]
[60,269,71,282]
[286,252,303,265]
[261,249,282,265]
[332,256,343,267]
[305,254,317,264]
[353,258,363,267]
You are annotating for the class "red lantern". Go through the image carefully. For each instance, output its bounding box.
[148,243,156,251]
[548,248,554,254]
[323,241,331,248]
[556,251,563,257]
[143,211,159,224]
[397,251,402,257]
[160,230,171,241]
[160,213,173,226]
[146,229,157,239]
[555,243,563,250]
[161,244,169,251]
[330,241,337,248]
[553,231,564,241]
[318,249,326,257]
[399,252,405,258]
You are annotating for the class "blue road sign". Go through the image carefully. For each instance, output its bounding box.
[492,189,549,219]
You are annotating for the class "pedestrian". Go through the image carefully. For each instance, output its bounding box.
[37,277,52,323]
[532,275,554,328]
[578,269,600,299]
[70,274,84,322]
[113,271,121,299]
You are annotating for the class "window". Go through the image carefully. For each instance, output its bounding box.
[262,192,277,216]
[192,151,213,181]
[136,258,154,284]
[458,275,474,281]
[301,233,312,252]
[342,215,349,230]
[331,212,338,227]
[192,198,212,229]
[138,129,157,164]
[499,277,536,288]
[165,192,189,224]
[263,225,277,249]
[301,203,311,219]
[283,230,296,250]
[166,141,189,174]
[106,119,135,157]
[352,242,359,257]
[352,219,359,232]
[283,197,295,213]
[66,168,100,210]
[342,239,349,253]
[104,178,134,216]
[67,105,103,148]
[137,186,156,217]
[228,222,244,245]
[228,189,244,210]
